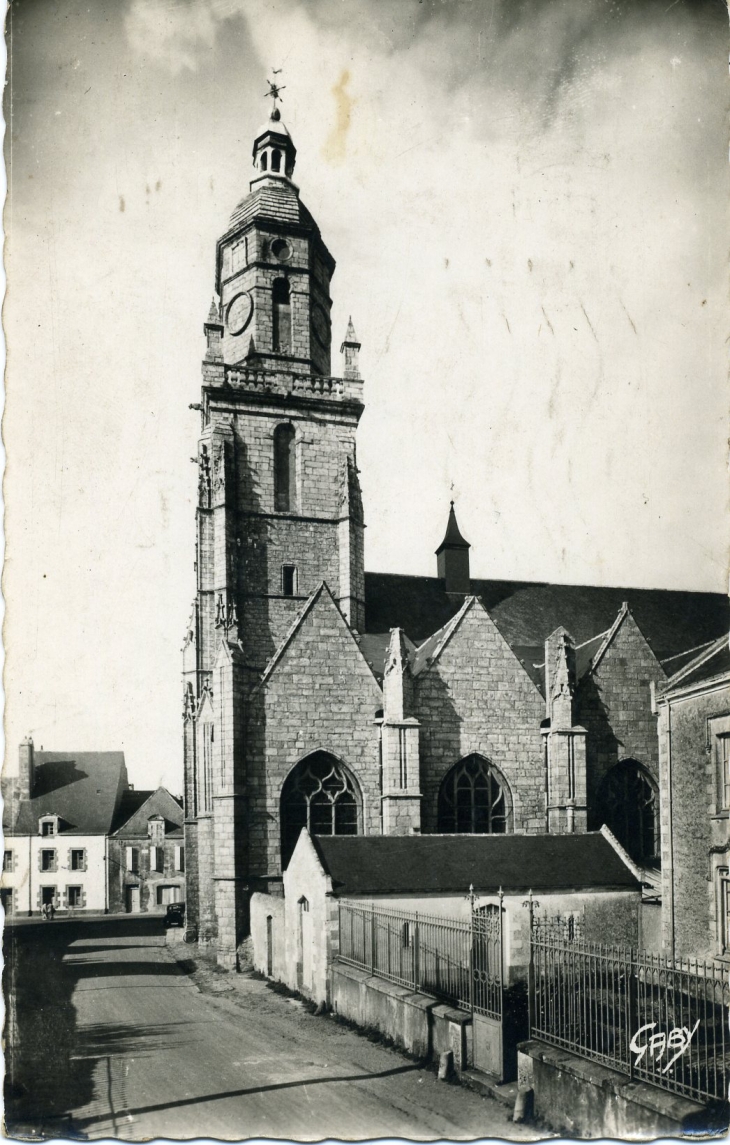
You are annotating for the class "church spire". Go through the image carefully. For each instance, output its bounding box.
[340,317,361,379]
[436,502,471,594]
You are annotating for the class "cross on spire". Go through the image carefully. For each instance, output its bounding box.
[265,74,286,112]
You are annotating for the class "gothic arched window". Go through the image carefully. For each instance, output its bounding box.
[271,148,282,173]
[273,423,296,512]
[437,755,511,834]
[596,759,658,865]
[272,277,292,354]
[280,752,361,868]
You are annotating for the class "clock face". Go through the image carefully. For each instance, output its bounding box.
[226,291,253,336]
[311,302,329,350]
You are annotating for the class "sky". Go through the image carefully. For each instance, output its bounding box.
[3,0,729,792]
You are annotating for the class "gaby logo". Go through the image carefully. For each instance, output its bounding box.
[629,1020,700,1074]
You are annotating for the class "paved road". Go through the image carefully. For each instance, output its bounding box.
[7,916,543,1141]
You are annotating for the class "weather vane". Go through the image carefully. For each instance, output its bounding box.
[265,71,285,112]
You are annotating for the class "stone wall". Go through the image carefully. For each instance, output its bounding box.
[579,612,665,818]
[658,681,730,958]
[250,892,287,982]
[107,837,185,915]
[245,587,383,878]
[414,602,546,834]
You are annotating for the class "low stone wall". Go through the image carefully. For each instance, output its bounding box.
[332,961,471,1069]
[518,1039,721,1139]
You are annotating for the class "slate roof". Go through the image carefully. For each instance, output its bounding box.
[436,503,470,553]
[362,572,729,683]
[661,634,730,694]
[312,832,640,896]
[8,752,128,836]
[112,786,185,838]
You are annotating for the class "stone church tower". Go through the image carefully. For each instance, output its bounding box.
[182,104,365,964]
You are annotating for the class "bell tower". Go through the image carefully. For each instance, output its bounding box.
[214,105,335,376]
[182,87,366,963]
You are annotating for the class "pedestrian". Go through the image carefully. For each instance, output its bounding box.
[41,902,49,921]
[48,901,55,921]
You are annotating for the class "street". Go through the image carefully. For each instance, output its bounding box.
[4,915,544,1141]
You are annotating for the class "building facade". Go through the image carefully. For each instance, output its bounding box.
[656,635,730,960]
[108,787,185,914]
[182,99,730,967]
[1,740,127,915]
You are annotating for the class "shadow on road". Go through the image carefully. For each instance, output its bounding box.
[70,1061,422,1129]
[4,915,173,1139]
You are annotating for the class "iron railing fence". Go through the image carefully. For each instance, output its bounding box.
[530,929,730,1105]
[337,899,503,1019]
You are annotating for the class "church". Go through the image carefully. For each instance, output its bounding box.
[181,97,729,967]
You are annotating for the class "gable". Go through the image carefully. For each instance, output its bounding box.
[113,787,184,837]
[259,584,382,704]
[591,609,665,685]
[416,597,543,705]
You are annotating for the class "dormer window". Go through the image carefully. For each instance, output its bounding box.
[148,816,165,846]
[39,816,59,837]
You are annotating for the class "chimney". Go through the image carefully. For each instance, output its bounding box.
[17,736,35,803]
[436,501,470,594]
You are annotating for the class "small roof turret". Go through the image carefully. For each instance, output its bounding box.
[436,502,471,594]
[436,501,470,555]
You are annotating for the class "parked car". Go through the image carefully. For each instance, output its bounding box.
[164,902,185,928]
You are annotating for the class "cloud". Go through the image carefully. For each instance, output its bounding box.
[124,0,224,73]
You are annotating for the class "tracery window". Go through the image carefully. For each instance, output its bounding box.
[437,755,511,834]
[280,752,360,868]
[596,759,658,865]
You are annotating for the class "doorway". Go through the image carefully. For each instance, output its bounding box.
[297,897,313,992]
[126,885,140,913]
[41,886,56,907]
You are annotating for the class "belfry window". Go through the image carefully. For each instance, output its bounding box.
[272,278,292,354]
[438,755,511,834]
[260,151,268,171]
[595,759,658,865]
[282,565,297,596]
[273,423,296,512]
[271,148,281,173]
[280,752,361,868]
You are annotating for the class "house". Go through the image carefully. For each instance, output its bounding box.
[656,634,730,960]
[181,92,729,967]
[108,787,185,914]
[250,828,642,1006]
[1,738,127,915]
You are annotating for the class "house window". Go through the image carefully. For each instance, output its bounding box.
[273,423,296,512]
[150,846,164,874]
[67,886,82,908]
[175,845,185,872]
[3,850,13,873]
[719,869,730,954]
[41,849,56,872]
[282,565,297,596]
[272,278,292,354]
[70,849,85,872]
[280,752,361,869]
[40,820,55,837]
[1,888,13,914]
[595,759,659,865]
[717,733,730,812]
[438,755,511,834]
[157,885,182,906]
[125,846,139,874]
